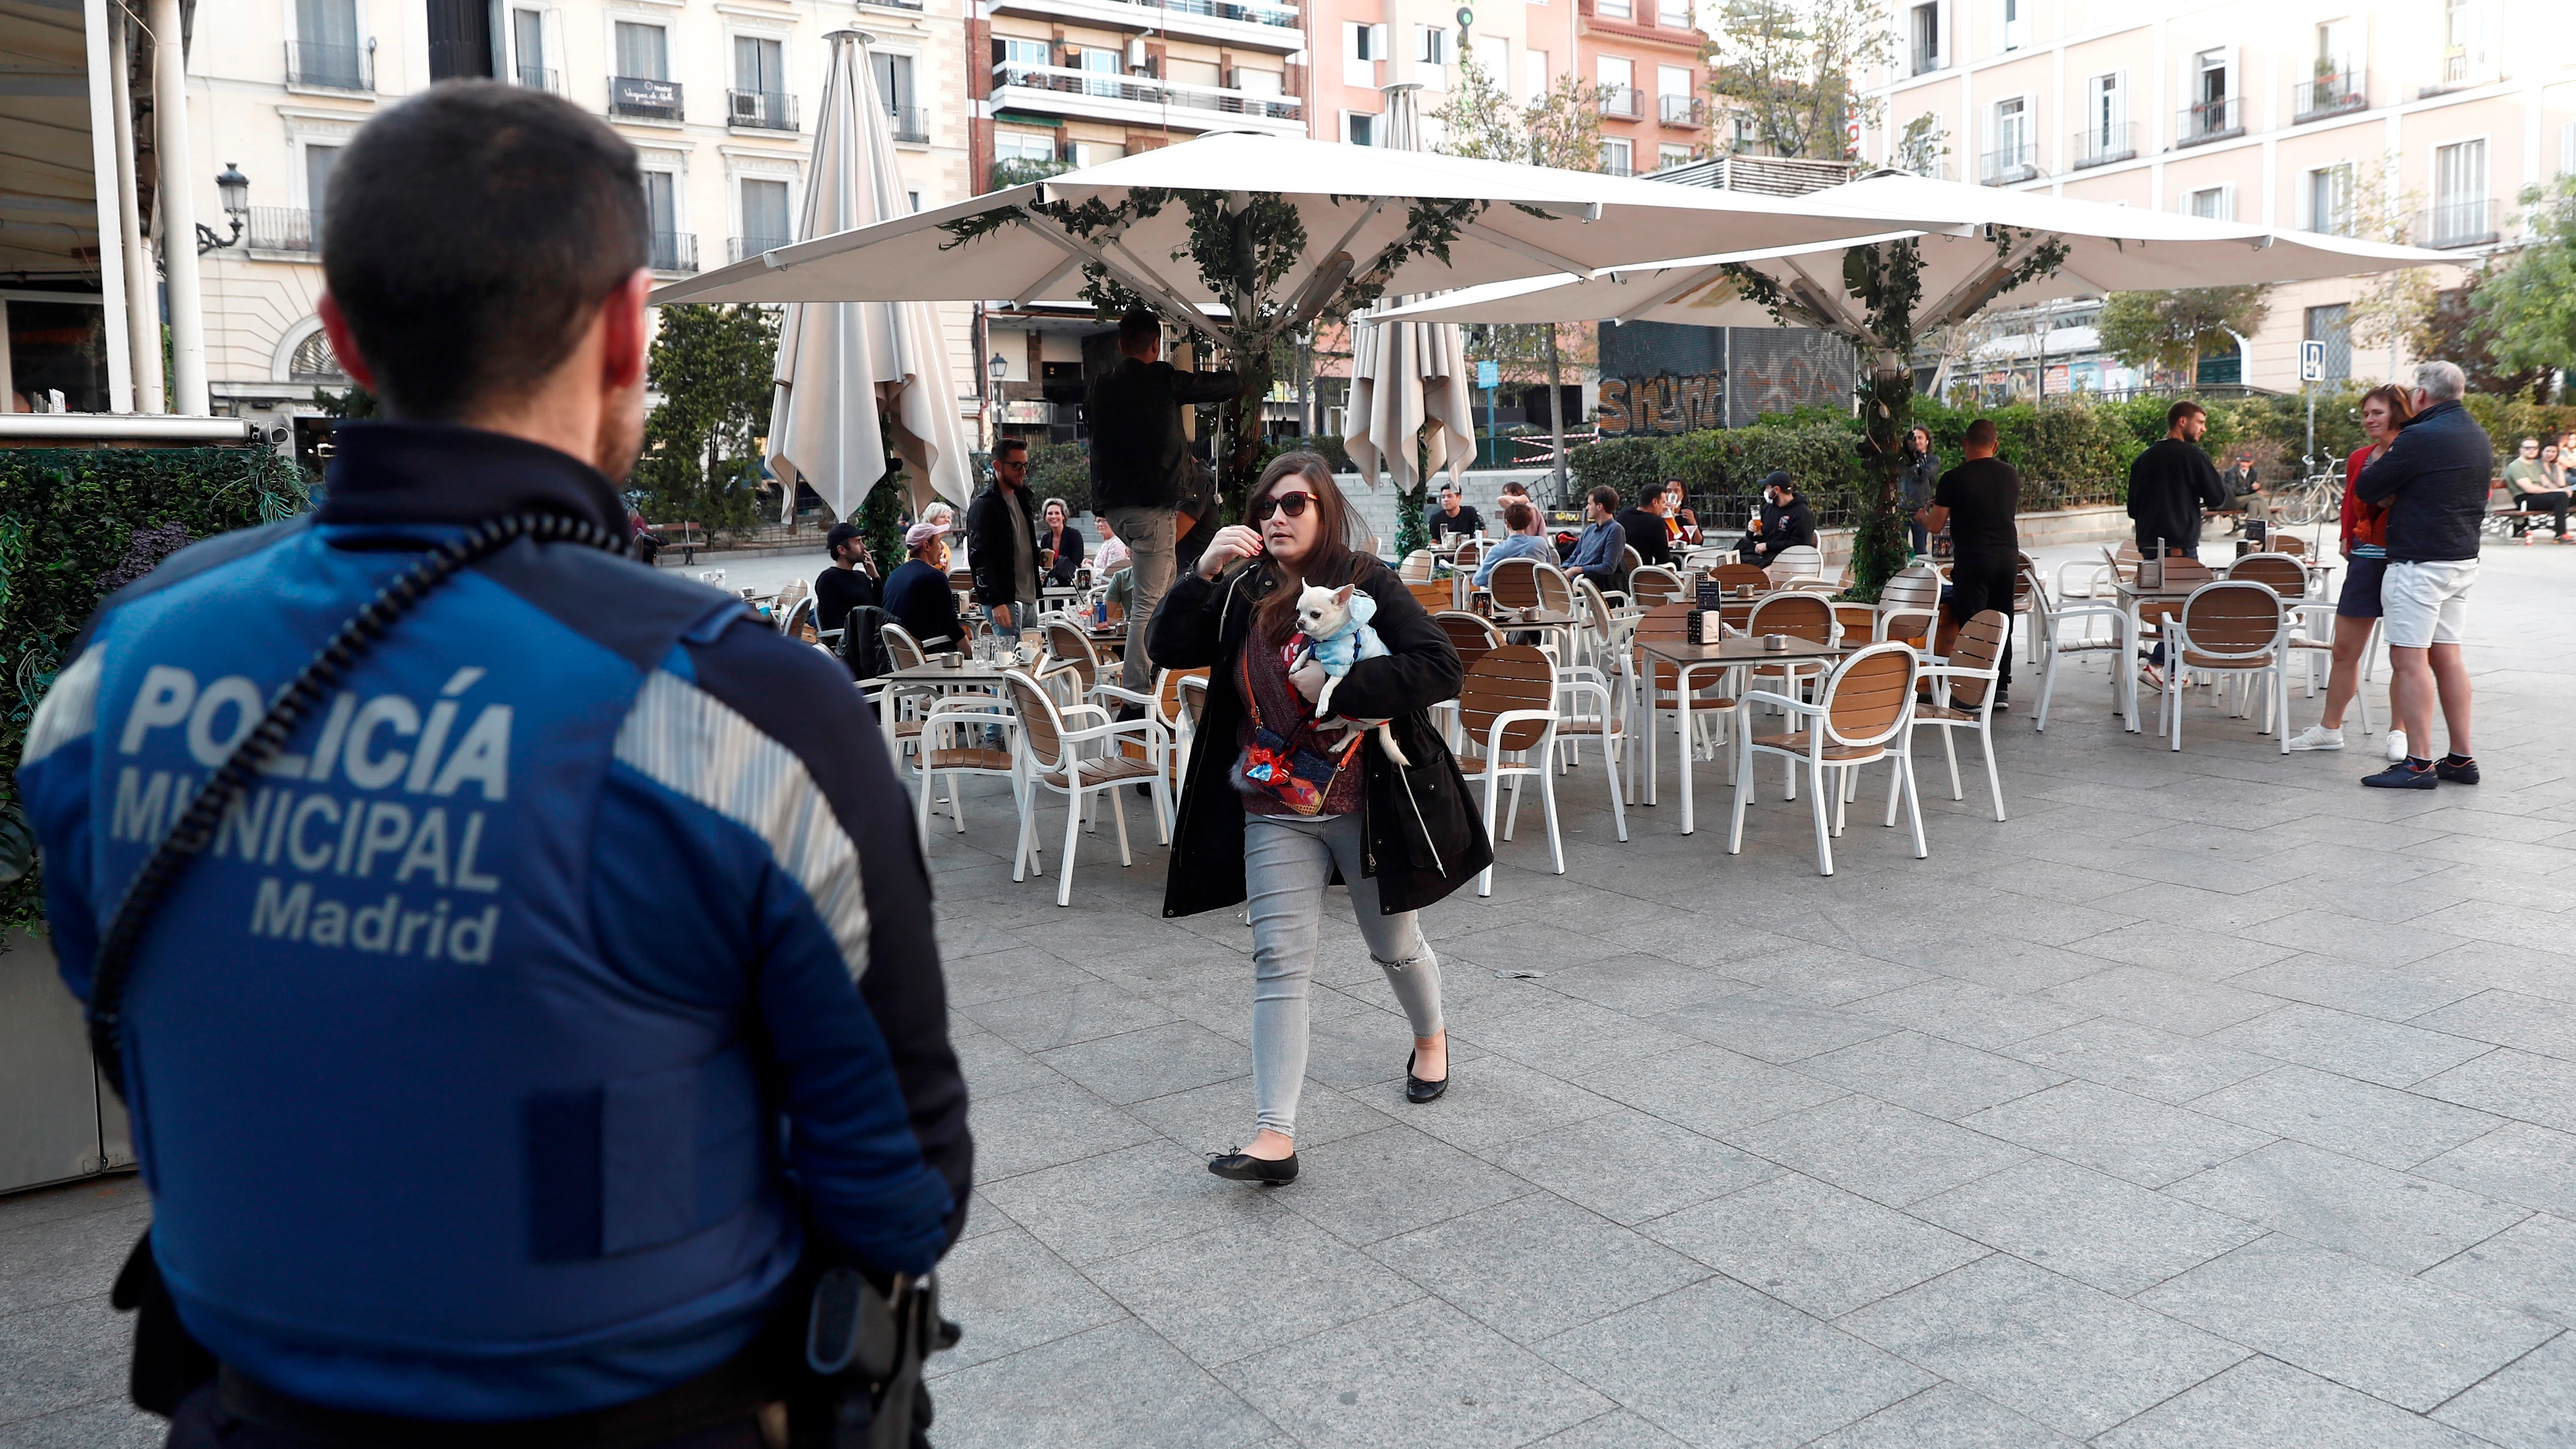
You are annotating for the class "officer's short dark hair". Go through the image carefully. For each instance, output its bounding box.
[323,83,649,420]
[993,436,1029,461]
[1117,309,1160,352]
[2167,400,2206,429]
[1963,419,1999,449]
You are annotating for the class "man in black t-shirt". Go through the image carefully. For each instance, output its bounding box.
[812,521,879,657]
[1918,417,2022,705]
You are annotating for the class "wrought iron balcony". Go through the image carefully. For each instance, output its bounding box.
[650,231,698,273]
[1980,141,2039,185]
[728,236,795,264]
[248,206,319,253]
[514,66,564,96]
[2293,68,2367,121]
[988,63,1301,124]
[2417,198,2498,249]
[285,40,373,92]
[729,89,800,131]
[610,76,683,121]
[2177,96,2242,147]
[2072,122,2134,169]
[888,105,928,143]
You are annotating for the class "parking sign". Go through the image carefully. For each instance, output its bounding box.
[2300,340,2327,382]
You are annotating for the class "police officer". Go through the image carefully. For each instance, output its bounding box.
[17,83,968,1444]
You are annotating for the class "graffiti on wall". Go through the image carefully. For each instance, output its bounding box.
[1595,321,1858,435]
[1597,374,1723,435]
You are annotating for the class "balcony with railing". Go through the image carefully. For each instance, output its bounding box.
[285,40,373,92]
[649,232,698,273]
[2177,95,2242,147]
[990,0,1300,51]
[988,63,1302,131]
[888,105,928,143]
[1600,152,1634,178]
[514,66,564,95]
[2417,198,2498,249]
[248,207,319,254]
[729,89,799,131]
[2293,68,2367,122]
[728,235,795,264]
[1980,140,2039,185]
[2072,122,2135,169]
[609,76,684,121]
[1659,94,1704,127]
[1911,47,1942,76]
[1600,85,1642,120]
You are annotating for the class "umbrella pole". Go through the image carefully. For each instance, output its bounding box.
[1547,325,1567,504]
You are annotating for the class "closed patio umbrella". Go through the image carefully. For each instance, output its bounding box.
[762,30,973,524]
[1342,86,1476,497]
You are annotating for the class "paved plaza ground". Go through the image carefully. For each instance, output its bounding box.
[4,541,2574,1448]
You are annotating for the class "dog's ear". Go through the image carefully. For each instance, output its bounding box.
[1333,584,1354,606]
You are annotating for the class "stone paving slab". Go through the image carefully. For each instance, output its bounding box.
[6,543,2575,1446]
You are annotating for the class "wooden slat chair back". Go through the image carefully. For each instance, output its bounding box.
[1534,564,1574,617]
[1630,602,1697,694]
[1435,611,1503,671]
[1620,544,1645,575]
[1942,611,2008,708]
[1177,675,1207,732]
[1486,557,1543,613]
[2271,534,2307,556]
[1453,541,1483,570]
[2178,582,2284,666]
[1398,549,1437,582]
[1629,567,1686,607]
[1821,645,1919,751]
[1406,580,1453,612]
[1043,620,1100,692]
[1746,591,1834,644]
[1709,563,1771,595]
[1880,565,1942,612]
[1765,544,1824,584]
[1007,674,1065,772]
[2225,553,2307,596]
[1457,644,1558,754]
[881,623,929,669]
[2160,555,2215,587]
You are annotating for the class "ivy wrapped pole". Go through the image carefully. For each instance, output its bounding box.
[1723,229,2067,601]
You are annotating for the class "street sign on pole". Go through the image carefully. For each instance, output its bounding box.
[2299,340,2327,383]
[1476,359,1499,389]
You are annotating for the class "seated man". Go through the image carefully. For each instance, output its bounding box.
[812,521,879,644]
[1423,483,1486,543]
[1739,471,1816,570]
[882,520,965,649]
[2500,437,2569,540]
[1614,485,1674,572]
[1473,499,1556,588]
[1560,486,1628,589]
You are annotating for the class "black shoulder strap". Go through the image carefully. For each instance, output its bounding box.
[86,513,631,1097]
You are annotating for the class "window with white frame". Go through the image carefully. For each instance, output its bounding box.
[733,34,788,126]
[994,129,1056,163]
[1988,95,2030,179]
[2000,0,2024,52]
[996,36,1048,75]
[1072,141,1124,166]
[642,169,685,269]
[614,21,668,80]
[2189,48,2233,137]
[1658,144,1693,171]
[303,143,339,245]
[1596,55,1635,118]
[1658,0,1689,27]
[1601,137,1633,176]
[2306,163,2355,236]
[2440,0,2492,86]
[1910,2,1939,73]
[1657,63,1692,124]
[2189,185,2229,220]
[1597,0,1631,19]
[1473,34,1508,89]
[1415,25,1448,64]
[1343,22,1386,87]
[1345,110,1377,146]
[738,176,791,255]
[2081,72,2126,163]
[1522,50,1548,105]
[293,0,365,87]
[511,7,551,89]
[873,53,921,139]
[2433,137,2489,244]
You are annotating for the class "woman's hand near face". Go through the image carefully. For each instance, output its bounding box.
[1199,524,1264,579]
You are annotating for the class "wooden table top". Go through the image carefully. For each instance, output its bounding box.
[1635,636,1844,665]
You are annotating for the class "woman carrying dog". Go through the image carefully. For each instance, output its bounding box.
[1149,452,1488,1184]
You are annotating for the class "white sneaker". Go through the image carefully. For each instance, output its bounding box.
[2285,725,2345,751]
[2386,729,2409,762]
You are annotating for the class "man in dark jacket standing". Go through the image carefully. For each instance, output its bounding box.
[2127,401,2228,560]
[1740,472,1816,570]
[965,437,1043,636]
[1918,419,2022,705]
[1084,309,1240,693]
[1901,427,1941,557]
[2355,361,2488,789]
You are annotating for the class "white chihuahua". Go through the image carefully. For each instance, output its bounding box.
[1290,583,1411,767]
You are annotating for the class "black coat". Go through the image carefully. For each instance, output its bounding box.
[1745,495,1816,560]
[2126,437,2228,553]
[1148,553,1490,920]
[964,480,1044,608]
[1084,359,1242,510]
[1614,508,1672,569]
[2355,399,2493,563]
[881,559,962,649]
[1041,521,1083,585]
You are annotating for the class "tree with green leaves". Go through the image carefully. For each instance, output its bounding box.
[1708,0,1890,161]
[634,303,780,533]
[2097,286,2271,385]
[1890,112,1946,177]
[1524,75,1607,174]
[2469,176,2576,397]
[1430,51,1523,162]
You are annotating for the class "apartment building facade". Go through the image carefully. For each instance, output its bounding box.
[167,0,976,431]
[1862,0,2576,393]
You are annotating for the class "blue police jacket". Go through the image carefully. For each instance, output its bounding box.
[17,422,970,1422]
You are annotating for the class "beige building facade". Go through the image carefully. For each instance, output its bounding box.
[170,0,978,431]
[1862,0,2576,392]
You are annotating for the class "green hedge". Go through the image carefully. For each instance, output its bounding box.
[0,446,308,932]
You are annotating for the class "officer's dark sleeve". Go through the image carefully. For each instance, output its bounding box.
[1170,368,1242,405]
[593,621,969,1273]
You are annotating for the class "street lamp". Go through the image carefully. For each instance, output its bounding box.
[197,163,249,253]
[988,353,1008,383]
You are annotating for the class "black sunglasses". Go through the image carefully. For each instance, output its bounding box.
[1255,492,1318,520]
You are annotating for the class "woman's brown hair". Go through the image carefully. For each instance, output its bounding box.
[1248,451,1369,644]
[2360,383,2415,432]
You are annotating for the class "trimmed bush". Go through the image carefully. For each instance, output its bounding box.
[0,445,309,932]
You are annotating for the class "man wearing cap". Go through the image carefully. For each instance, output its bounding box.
[813,521,878,646]
[883,520,965,650]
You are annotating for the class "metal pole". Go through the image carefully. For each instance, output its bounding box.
[150,0,210,415]
[109,10,162,413]
[83,0,134,411]
[1546,324,1565,502]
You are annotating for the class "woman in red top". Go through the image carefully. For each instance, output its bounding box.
[2288,383,2410,753]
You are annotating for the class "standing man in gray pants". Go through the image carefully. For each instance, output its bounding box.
[1085,308,1242,695]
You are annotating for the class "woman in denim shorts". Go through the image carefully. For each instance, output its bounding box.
[2286,384,2413,755]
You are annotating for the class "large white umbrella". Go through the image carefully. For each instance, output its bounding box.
[1377,170,2454,333]
[1342,86,1476,496]
[761,30,974,523]
[649,135,1959,333]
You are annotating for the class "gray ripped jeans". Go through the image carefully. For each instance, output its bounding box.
[1243,810,1443,1139]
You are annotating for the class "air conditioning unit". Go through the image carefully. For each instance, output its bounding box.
[1125,37,1147,69]
[729,90,760,123]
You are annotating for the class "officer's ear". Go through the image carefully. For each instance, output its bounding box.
[317,292,380,395]
[598,269,653,395]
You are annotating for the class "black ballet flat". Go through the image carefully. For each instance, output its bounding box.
[1405,1048,1450,1105]
[1207,1149,1298,1184]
